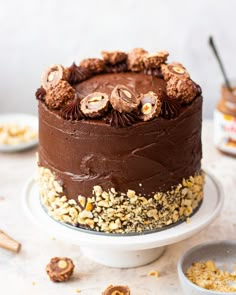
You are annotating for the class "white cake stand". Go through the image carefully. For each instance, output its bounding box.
[22,171,223,268]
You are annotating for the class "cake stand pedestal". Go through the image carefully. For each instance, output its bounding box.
[81,246,165,268]
[22,171,223,268]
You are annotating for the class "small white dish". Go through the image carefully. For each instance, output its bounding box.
[0,113,38,152]
[178,240,236,295]
[22,170,223,268]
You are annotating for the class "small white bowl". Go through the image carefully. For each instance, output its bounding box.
[178,240,236,295]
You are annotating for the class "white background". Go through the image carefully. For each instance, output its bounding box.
[0,0,235,118]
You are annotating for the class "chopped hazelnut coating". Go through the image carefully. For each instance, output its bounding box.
[46,257,75,282]
[80,92,109,118]
[41,64,69,90]
[140,91,162,121]
[166,77,198,104]
[101,51,127,64]
[143,51,169,69]
[161,62,190,81]
[102,285,131,295]
[80,58,105,73]
[110,85,140,113]
[38,166,204,234]
[127,48,148,71]
[45,80,76,109]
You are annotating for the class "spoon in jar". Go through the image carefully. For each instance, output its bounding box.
[209,36,232,91]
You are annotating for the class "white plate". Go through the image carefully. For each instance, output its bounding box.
[0,113,38,152]
[22,170,224,268]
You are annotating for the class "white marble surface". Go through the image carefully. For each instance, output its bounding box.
[0,120,235,295]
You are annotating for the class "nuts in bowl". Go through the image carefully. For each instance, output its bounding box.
[178,240,236,294]
[0,123,37,145]
[0,113,38,152]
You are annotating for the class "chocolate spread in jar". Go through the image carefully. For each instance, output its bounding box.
[214,84,236,156]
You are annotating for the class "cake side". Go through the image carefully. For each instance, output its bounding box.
[38,95,202,199]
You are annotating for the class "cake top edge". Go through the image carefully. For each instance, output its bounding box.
[36,48,202,128]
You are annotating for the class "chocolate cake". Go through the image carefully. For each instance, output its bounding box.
[36,48,204,234]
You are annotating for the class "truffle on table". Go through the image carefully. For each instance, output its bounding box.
[102,285,131,295]
[46,257,75,282]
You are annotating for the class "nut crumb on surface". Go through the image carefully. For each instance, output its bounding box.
[186,217,191,224]
[102,285,130,295]
[148,270,160,278]
[186,260,236,292]
[75,288,81,293]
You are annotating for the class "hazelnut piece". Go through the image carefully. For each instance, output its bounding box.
[140,91,162,121]
[80,92,109,118]
[110,85,140,113]
[41,65,69,90]
[102,285,131,295]
[46,257,75,282]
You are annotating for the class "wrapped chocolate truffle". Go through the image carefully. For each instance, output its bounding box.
[101,50,127,65]
[102,284,131,295]
[80,58,105,74]
[110,85,140,113]
[161,62,190,81]
[166,77,198,104]
[45,80,76,109]
[140,91,162,121]
[46,257,75,282]
[127,48,148,72]
[80,92,109,118]
[41,65,69,90]
[143,51,169,69]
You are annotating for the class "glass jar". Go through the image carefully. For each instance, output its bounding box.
[214,83,236,156]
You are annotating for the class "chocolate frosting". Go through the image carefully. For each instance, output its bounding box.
[75,72,165,99]
[38,72,202,199]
